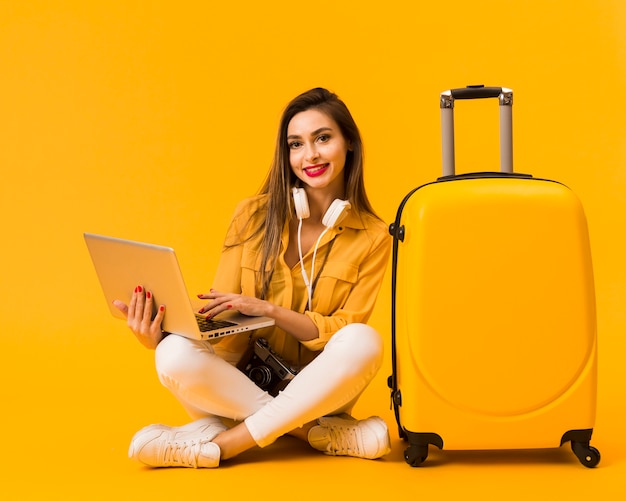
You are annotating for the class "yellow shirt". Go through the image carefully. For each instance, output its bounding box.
[211,194,391,367]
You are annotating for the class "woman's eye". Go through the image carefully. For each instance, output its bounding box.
[317,134,330,143]
[289,141,302,149]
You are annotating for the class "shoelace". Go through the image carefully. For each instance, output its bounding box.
[326,424,362,455]
[162,440,203,467]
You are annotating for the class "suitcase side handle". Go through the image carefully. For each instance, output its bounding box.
[440,85,513,177]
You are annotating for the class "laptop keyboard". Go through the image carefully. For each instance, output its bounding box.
[195,315,237,332]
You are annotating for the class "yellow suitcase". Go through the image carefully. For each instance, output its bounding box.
[388,86,600,467]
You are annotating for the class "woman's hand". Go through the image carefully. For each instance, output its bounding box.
[199,289,320,341]
[197,289,272,319]
[112,285,166,350]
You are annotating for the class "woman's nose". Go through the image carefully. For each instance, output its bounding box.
[305,144,319,161]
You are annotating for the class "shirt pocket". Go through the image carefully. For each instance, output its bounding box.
[241,247,261,297]
[312,261,358,314]
[241,247,287,299]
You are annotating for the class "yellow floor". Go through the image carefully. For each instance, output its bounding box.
[2,316,622,500]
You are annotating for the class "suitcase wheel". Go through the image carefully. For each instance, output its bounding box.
[404,444,429,467]
[571,441,601,468]
[403,432,444,466]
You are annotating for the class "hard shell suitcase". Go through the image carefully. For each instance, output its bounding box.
[388,86,600,467]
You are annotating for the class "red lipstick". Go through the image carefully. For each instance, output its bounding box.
[304,163,329,177]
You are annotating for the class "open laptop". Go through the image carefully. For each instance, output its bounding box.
[84,233,275,340]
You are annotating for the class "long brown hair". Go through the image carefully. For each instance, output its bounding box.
[239,87,378,298]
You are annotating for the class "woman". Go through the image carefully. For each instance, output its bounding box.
[114,87,392,468]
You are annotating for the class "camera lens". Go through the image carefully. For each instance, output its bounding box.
[248,366,273,387]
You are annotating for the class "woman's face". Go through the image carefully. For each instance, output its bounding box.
[287,108,350,193]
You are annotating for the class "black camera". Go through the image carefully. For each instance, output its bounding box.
[238,338,298,396]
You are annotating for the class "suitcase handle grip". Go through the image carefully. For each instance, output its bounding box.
[440,85,513,176]
[450,85,503,100]
[441,85,513,106]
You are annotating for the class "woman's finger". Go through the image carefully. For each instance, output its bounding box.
[152,304,166,332]
[141,290,154,329]
[197,290,231,313]
[112,299,129,318]
[127,287,138,322]
[134,285,145,317]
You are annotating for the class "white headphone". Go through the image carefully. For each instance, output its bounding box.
[292,187,351,310]
[292,187,351,227]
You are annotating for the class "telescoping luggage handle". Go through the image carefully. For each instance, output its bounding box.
[440,85,513,177]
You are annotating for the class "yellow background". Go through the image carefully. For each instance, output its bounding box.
[1,0,624,498]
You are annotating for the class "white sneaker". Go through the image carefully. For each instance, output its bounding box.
[128,416,227,468]
[307,414,391,459]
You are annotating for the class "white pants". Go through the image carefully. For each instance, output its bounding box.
[155,323,383,448]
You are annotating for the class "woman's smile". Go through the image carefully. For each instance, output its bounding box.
[303,163,329,177]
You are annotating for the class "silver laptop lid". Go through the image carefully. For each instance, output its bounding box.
[84,233,274,340]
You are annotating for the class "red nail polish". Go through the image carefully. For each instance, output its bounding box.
[159,305,165,312]
[146,291,152,299]
[134,286,138,293]
[198,308,204,314]
[137,285,143,293]
[226,304,232,309]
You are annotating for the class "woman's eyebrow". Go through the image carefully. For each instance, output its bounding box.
[287,127,333,140]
